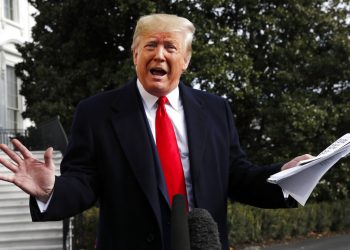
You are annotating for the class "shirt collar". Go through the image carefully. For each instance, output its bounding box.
[137,79,180,111]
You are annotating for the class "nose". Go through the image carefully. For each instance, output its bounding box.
[154,46,165,62]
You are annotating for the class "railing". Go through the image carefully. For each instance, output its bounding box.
[0,129,27,146]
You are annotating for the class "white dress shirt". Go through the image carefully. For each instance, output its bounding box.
[137,80,194,209]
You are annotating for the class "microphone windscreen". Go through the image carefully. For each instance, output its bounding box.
[171,194,190,250]
[188,208,221,250]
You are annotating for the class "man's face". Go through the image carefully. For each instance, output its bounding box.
[133,32,190,97]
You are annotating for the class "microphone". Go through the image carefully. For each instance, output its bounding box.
[171,194,190,250]
[188,208,221,250]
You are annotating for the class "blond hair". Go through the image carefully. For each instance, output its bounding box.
[132,14,195,60]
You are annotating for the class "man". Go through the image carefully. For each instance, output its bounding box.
[0,14,311,249]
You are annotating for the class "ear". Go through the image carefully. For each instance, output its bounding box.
[182,54,191,71]
[132,48,138,65]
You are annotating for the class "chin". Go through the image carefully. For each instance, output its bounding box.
[150,88,168,97]
[148,83,169,95]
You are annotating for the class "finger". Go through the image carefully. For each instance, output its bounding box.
[281,154,314,171]
[0,143,23,164]
[0,173,15,183]
[303,154,314,160]
[44,147,54,169]
[0,157,18,173]
[11,139,34,159]
[283,161,298,170]
[294,154,314,163]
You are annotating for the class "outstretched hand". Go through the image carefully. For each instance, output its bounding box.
[0,139,55,203]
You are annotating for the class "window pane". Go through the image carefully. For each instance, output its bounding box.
[4,0,18,21]
[7,109,18,130]
[4,0,14,20]
[6,65,18,109]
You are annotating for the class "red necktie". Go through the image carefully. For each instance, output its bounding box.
[156,96,187,207]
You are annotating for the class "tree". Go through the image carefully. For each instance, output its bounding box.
[16,0,350,200]
[16,0,169,131]
[177,0,350,201]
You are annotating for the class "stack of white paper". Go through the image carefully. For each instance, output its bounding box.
[267,133,350,206]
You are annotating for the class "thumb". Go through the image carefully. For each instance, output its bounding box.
[44,147,54,168]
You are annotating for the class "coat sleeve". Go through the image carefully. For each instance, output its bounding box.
[225,100,296,208]
[30,100,99,221]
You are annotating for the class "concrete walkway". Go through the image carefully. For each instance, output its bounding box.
[260,234,350,250]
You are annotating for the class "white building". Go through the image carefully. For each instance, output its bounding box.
[0,0,35,143]
[0,2,71,249]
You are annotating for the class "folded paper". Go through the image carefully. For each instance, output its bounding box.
[268,134,350,206]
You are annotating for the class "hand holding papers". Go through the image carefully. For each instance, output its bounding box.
[267,134,350,206]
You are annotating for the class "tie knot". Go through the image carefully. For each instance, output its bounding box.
[158,96,168,107]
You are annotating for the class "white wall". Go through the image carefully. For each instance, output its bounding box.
[0,0,36,130]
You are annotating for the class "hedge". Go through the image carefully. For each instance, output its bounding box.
[72,199,350,250]
[227,199,350,246]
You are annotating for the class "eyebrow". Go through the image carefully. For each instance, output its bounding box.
[145,36,179,43]
[164,39,178,44]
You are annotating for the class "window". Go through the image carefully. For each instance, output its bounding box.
[6,65,19,130]
[4,0,18,22]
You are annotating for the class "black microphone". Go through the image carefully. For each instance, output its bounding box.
[188,208,221,250]
[171,194,190,250]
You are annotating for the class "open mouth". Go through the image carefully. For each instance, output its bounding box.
[150,68,167,76]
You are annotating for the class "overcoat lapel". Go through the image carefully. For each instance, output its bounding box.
[109,80,163,232]
[179,83,208,207]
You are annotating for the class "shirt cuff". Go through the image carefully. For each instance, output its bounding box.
[35,192,54,213]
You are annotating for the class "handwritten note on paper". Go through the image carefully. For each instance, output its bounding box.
[318,134,350,157]
[298,134,350,166]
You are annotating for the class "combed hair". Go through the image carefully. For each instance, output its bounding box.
[132,14,195,60]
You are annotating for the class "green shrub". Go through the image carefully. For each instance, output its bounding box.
[73,206,99,250]
[72,200,350,249]
[227,199,350,246]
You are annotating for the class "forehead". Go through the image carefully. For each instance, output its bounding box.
[141,32,185,44]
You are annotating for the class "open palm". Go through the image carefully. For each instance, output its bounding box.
[0,139,55,202]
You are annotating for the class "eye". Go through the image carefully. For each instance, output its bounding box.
[165,44,177,52]
[145,42,156,50]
